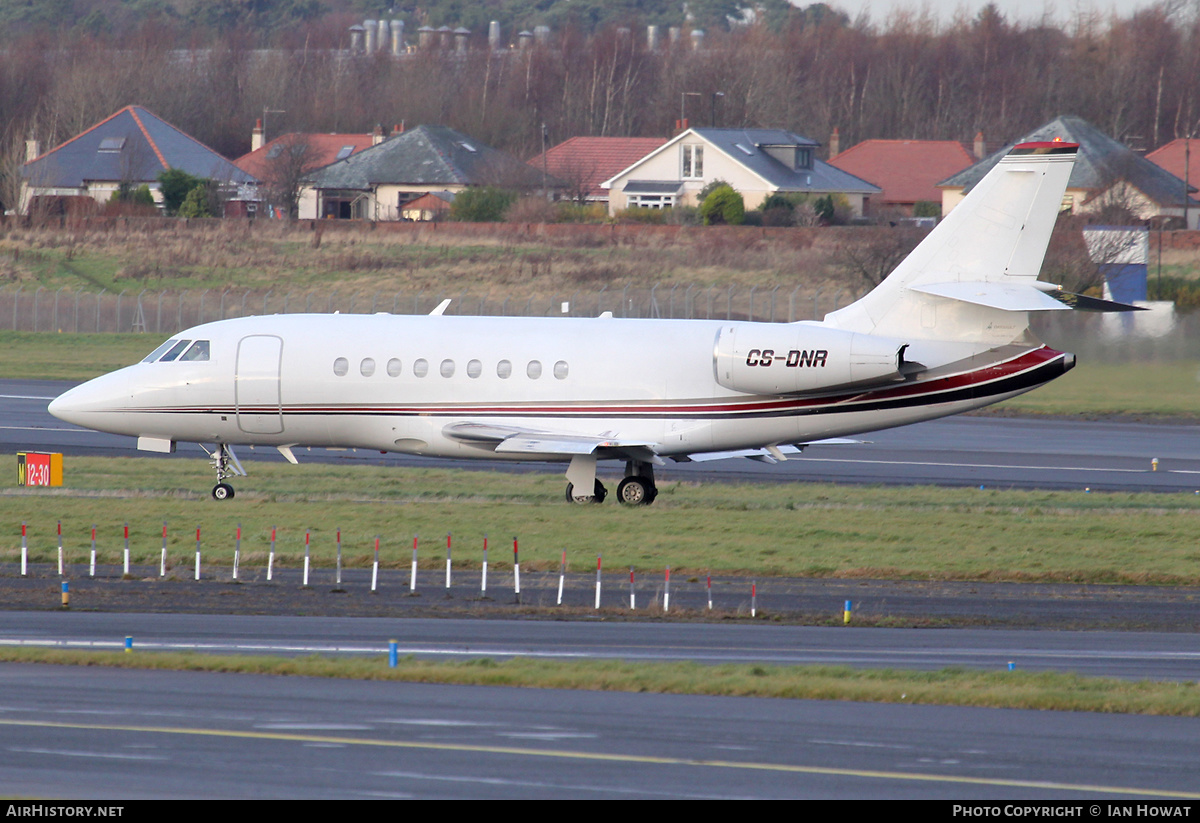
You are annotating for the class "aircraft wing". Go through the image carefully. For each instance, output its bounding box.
[443,422,663,464]
[678,438,864,464]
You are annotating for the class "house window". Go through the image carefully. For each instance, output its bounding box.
[628,194,676,209]
[797,148,813,170]
[682,145,703,179]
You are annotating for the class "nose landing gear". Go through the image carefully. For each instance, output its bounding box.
[202,443,246,501]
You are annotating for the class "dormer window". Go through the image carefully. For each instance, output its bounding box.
[682,144,703,179]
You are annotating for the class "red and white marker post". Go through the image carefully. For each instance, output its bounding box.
[159,521,167,577]
[594,555,602,610]
[302,529,311,587]
[56,520,63,577]
[371,535,380,592]
[409,534,418,592]
[89,525,96,578]
[481,534,488,594]
[267,526,276,581]
[232,523,241,580]
[194,526,202,580]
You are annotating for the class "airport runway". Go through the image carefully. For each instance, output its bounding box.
[2,615,1200,799]
[6,381,1200,798]
[6,379,1200,492]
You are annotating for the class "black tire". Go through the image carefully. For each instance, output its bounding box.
[565,479,607,504]
[212,483,235,501]
[617,476,654,506]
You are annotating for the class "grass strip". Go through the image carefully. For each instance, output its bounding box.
[1,646,1197,716]
[7,456,1200,584]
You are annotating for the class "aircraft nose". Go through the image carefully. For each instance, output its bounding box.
[47,372,134,428]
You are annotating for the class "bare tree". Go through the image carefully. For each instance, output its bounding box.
[260,134,320,219]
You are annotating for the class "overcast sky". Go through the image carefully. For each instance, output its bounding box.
[836,0,1166,26]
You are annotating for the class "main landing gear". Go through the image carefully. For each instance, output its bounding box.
[564,456,657,506]
[202,443,246,501]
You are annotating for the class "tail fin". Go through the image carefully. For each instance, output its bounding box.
[825,141,1078,344]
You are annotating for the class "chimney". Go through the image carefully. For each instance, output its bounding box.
[372,124,385,146]
[364,19,377,54]
[390,20,404,55]
[974,131,986,159]
[25,139,39,162]
[391,123,404,136]
[675,118,690,135]
[829,127,840,159]
[251,119,264,152]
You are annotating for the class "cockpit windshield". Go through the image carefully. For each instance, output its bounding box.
[141,339,210,363]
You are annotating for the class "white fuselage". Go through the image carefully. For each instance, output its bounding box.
[48,312,1070,462]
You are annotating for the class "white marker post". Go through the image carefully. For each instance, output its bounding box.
[371,536,380,593]
[20,522,26,576]
[512,536,520,597]
[594,555,602,610]
[629,567,635,610]
[481,535,488,594]
[335,527,343,589]
[664,567,670,613]
[267,526,276,581]
[333,527,343,592]
[557,550,566,605]
[302,529,311,587]
[159,521,167,577]
[123,522,130,576]
[194,527,202,580]
[751,581,757,618]
[56,520,63,577]
[445,533,451,590]
[89,525,96,578]
[409,534,418,593]
[233,523,241,580]
[707,574,713,610]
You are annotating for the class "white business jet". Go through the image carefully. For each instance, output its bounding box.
[50,140,1112,504]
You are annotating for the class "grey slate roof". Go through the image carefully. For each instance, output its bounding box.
[691,128,881,194]
[306,125,546,190]
[22,105,254,187]
[939,115,1198,205]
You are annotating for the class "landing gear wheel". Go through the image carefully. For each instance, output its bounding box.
[565,479,607,504]
[617,476,657,506]
[212,483,235,501]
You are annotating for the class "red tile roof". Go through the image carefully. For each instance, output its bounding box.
[1145,138,1199,191]
[828,139,976,206]
[528,136,668,199]
[235,133,376,180]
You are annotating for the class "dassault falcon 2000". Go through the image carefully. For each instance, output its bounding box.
[50,140,1121,504]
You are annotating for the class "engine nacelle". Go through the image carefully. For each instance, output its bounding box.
[714,323,908,395]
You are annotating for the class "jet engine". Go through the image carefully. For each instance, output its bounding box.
[713,324,909,395]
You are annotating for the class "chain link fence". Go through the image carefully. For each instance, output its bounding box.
[2,284,1196,364]
[0,283,869,334]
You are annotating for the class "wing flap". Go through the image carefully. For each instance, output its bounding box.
[443,422,662,463]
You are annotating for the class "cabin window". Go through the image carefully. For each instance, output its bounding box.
[158,340,192,362]
[527,360,542,379]
[682,144,703,179]
[553,361,568,380]
[360,357,376,377]
[413,358,429,377]
[387,358,402,377]
[440,359,455,378]
[497,360,512,379]
[179,341,210,362]
[333,357,349,376]
[142,339,178,363]
[467,359,482,378]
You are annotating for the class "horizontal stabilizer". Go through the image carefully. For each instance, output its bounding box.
[910,281,1068,312]
[1046,290,1147,312]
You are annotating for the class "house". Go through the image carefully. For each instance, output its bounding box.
[601,127,881,217]
[20,105,255,215]
[527,136,668,204]
[233,122,379,218]
[301,124,547,220]
[1145,137,1199,228]
[938,115,1199,228]
[828,139,976,216]
[400,190,456,221]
